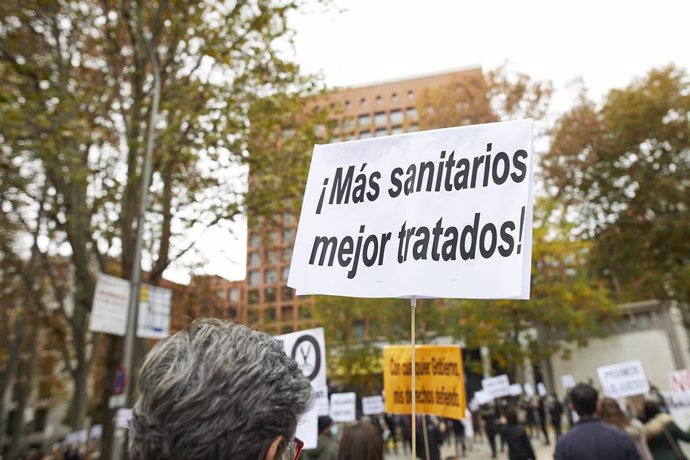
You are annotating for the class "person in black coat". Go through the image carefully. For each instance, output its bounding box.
[415,415,444,460]
[499,407,536,460]
[549,394,564,440]
[537,396,550,445]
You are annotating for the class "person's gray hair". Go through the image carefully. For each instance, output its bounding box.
[128,318,312,459]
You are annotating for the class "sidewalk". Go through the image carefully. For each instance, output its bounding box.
[385,435,555,460]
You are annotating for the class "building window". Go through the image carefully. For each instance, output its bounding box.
[344,100,350,108]
[228,306,237,319]
[407,90,415,99]
[249,270,260,286]
[283,212,296,226]
[409,124,419,132]
[281,266,290,281]
[283,228,294,243]
[358,114,371,128]
[343,118,355,132]
[33,408,48,433]
[265,307,277,322]
[374,111,386,127]
[228,288,240,303]
[216,289,225,299]
[265,268,277,284]
[392,92,399,102]
[281,286,294,301]
[391,126,403,135]
[406,107,418,121]
[248,251,260,267]
[250,234,261,248]
[281,305,293,321]
[248,289,260,305]
[376,95,382,104]
[265,250,277,264]
[359,131,372,139]
[353,319,365,339]
[390,109,403,125]
[374,128,387,137]
[360,97,367,106]
[299,305,312,320]
[282,248,293,262]
[268,230,279,245]
[248,308,260,324]
[315,124,326,138]
[264,287,276,303]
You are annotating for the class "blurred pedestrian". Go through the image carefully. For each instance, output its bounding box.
[598,397,652,460]
[128,319,312,460]
[524,398,537,438]
[480,403,498,459]
[416,415,444,460]
[498,407,536,460]
[643,399,690,460]
[537,396,550,445]
[549,394,564,440]
[336,420,383,460]
[452,414,466,457]
[304,416,338,460]
[554,383,640,460]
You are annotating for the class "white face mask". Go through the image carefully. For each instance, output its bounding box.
[331,425,339,438]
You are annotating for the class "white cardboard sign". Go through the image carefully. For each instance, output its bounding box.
[524,383,535,398]
[362,395,386,415]
[474,390,493,405]
[137,284,172,339]
[89,274,131,336]
[561,374,576,389]
[664,392,690,431]
[482,374,511,399]
[597,360,650,398]
[330,392,357,423]
[669,369,690,393]
[509,383,523,396]
[313,384,330,417]
[288,120,534,299]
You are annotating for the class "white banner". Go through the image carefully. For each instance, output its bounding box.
[289,120,534,299]
[669,369,690,393]
[561,374,576,389]
[362,395,385,415]
[89,273,131,336]
[482,374,511,399]
[509,383,523,396]
[277,328,328,449]
[597,360,650,398]
[137,284,172,339]
[664,392,690,431]
[330,392,357,423]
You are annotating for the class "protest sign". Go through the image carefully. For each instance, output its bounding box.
[664,392,690,431]
[115,408,132,429]
[384,345,465,419]
[524,383,534,398]
[669,369,690,392]
[277,328,327,449]
[473,390,493,405]
[89,274,130,336]
[509,383,523,396]
[330,392,357,423]
[537,382,548,397]
[597,360,650,398]
[482,375,511,399]
[288,120,534,299]
[137,284,172,339]
[362,395,386,415]
[561,374,576,389]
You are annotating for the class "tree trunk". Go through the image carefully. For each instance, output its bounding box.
[0,318,26,454]
[6,322,38,459]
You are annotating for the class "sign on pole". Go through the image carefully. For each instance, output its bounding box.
[277,328,327,449]
[482,375,511,399]
[669,369,690,392]
[362,395,386,416]
[384,345,466,419]
[664,392,690,431]
[137,284,172,339]
[89,274,130,336]
[288,120,535,300]
[330,392,357,423]
[597,360,650,398]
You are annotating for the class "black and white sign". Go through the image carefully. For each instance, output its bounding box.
[597,360,650,398]
[362,395,385,415]
[330,392,357,423]
[89,273,130,336]
[482,374,511,399]
[278,328,327,387]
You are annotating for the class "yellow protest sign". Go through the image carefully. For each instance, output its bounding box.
[383,345,466,420]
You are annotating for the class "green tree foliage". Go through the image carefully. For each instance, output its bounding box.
[543,65,690,307]
[0,0,323,443]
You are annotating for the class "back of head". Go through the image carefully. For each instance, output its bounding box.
[570,383,598,417]
[598,397,628,429]
[505,407,519,425]
[643,400,661,422]
[337,421,383,460]
[128,319,312,460]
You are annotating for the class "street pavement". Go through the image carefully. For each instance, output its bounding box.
[385,435,555,460]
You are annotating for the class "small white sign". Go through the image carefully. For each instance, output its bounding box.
[664,391,690,431]
[537,382,548,397]
[89,274,130,336]
[330,392,357,423]
[137,284,172,339]
[669,369,690,393]
[362,395,385,415]
[482,374,511,399]
[474,390,493,405]
[288,120,535,300]
[561,374,576,389]
[524,383,535,398]
[277,328,327,388]
[509,383,523,396]
[108,394,126,409]
[597,360,650,398]
[115,408,132,429]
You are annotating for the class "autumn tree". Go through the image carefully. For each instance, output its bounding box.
[543,65,690,310]
[0,1,326,454]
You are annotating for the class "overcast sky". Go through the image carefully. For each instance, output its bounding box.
[167,0,690,284]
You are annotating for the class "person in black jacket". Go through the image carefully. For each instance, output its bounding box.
[499,407,536,460]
